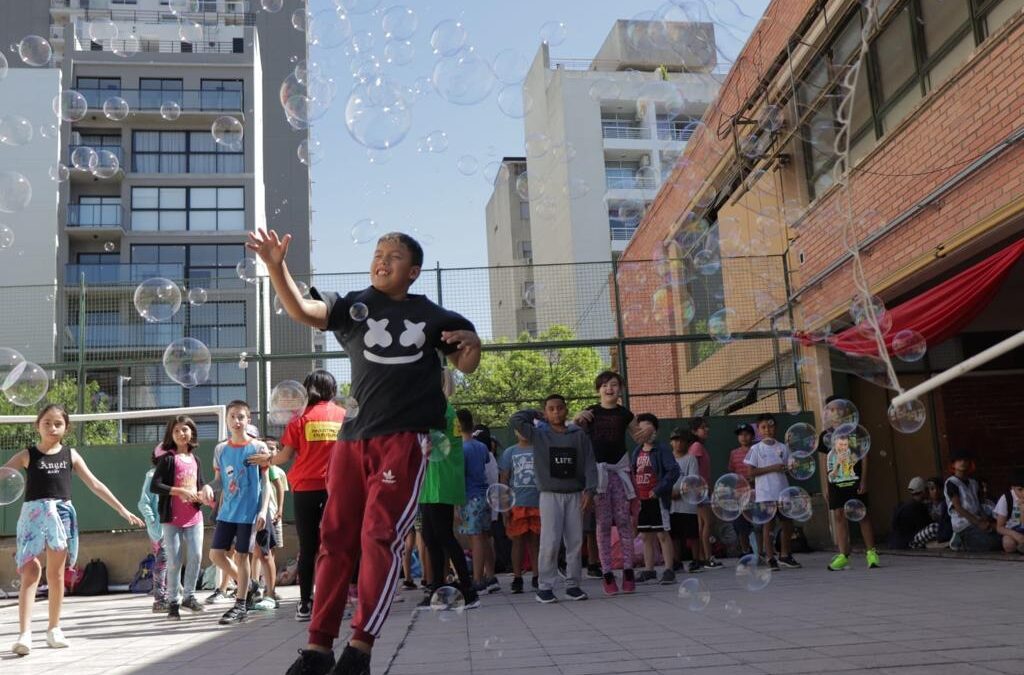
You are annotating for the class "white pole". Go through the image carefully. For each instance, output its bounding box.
[0,405,228,442]
[891,328,1024,407]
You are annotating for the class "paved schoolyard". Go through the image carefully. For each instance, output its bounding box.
[1,552,1023,675]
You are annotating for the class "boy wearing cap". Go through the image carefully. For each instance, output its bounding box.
[992,468,1024,554]
[669,427,702,572]
[888,477,932,549]
[945,448,1000,552]
[728,423,756,557]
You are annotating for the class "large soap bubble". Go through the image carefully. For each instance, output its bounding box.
[17,36,52,67]
[710,473,751,522]
[53,90,88,122]
[777,486,813,522]
[432,50,495,106]
[0,171,32,213]
[3,361,49,407]
[163,338,212,388]
[133,277,182,323]
[0,466,26,506]
[269,380,308,425]
[784,422,817,458]
[344,77,412,150]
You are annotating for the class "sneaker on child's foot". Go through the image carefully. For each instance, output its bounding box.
[331,645,372,675]
[535,589,557,604]
[768,557,781,571]
[285,648,336,675]
[778,556,802,569]
[181,596,205,612]
[866,549,881,569]
[254,597,278,611]
[704,558,724,569]
[828,554,849,571]
[167,603,181,621]
[510,576,524,594]
[687,561,704,574]
[485,577,501,593]
[565,587,588,601]
[152,599,168,613]
[659,569,676,585]
[621,568,636,594]
[12,632,31,656]
[218,603,248,625]
[204,589,227,605]
[463,587,481,610]
[602,572,619,596]
[415,593,433,612]
[45,627,70,649]
[531,575,539,590]
[296,600,312,621]
[401,579,417,590]
[585,564,602,579]
[639,569,658,583]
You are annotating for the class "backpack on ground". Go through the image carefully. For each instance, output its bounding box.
[277,558,298,586]
[76,559,110,596]
[128,553,155,594]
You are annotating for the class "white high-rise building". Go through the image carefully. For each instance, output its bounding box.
[486,20,721,340]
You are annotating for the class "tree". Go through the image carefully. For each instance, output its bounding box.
[449,325,607,428]
[0,377,117,448]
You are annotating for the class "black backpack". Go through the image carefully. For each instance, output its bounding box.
[76,559,110,596]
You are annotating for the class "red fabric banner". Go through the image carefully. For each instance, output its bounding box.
[828,238,1024,357]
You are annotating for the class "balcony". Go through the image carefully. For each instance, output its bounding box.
[605,175,658,190]
[74,38,244,55]
[601,123,650,140]
[76,88,243,112]
[67,203,124,228]
[656,119,700,143]
[68,144,123,163]
[53,0,254,20]
[65,263,184,285]
[610,223,639,241]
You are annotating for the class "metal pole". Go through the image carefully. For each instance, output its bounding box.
[609,257,630,408]
[781,254,804,411]
[435,261,443,306]
[77,273,87,448]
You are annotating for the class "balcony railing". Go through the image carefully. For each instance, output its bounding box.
[54,1,255,25]
[67,203,124,228]
[610,224,639,241]
[601,123,650,140]
[656,126,696,142]
[74,38,243,55]
[65,323,183,349]
[76,88,243,112]
[605,175,658,190]
[65,263,184,285]
[68,144,123,163]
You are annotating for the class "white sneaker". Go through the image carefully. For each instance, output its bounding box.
[46,627,70,649]
[12,632,31,656]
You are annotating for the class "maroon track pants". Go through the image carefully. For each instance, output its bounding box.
[308,431,427,648]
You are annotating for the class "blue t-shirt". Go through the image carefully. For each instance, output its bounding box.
[498,444,539,508]
[213,440,264,524]
[462,439,490,500]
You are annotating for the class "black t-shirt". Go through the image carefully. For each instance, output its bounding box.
[25,444,73,501]
[312,286,474,441]
[815,429,862,488]
[585,404,634,465]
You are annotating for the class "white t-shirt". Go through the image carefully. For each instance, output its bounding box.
[993,493,1022,529]
[744,440,791,503]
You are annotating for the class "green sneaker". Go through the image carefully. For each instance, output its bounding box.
[866,549,880,569]
[828,554,849,571]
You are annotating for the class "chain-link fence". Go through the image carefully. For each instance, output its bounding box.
[0,255,803,443]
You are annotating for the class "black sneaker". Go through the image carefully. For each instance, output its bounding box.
[768,557,781,571]
[565,587,588,601]
[296,600,312,621]
[535,589,557,604]
[639,569,658,583]
[401,579,416,590]
[531,575,538,590]
[330,645,371,675]
[204,589,226,605]
[510,576,524,594]
[167,602,181,621]
[705,558,724,569]
[181,596,204,613]
[218,603,248,625]
[778,556,802,569]
[485,577,501,594]
[286,648,336,675]
[152,599,168,613]
[687,561,704,574]
[585,564,602,579]
[463,587,481,610]
[415,593,433,612]
[659,569,676,585]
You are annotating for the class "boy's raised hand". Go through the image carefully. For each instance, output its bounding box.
[246,228,291,267]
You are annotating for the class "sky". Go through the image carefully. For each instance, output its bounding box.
[304,0,771,276]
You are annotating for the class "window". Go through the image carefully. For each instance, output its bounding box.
[77,252,119,265]
[200,79,243,110]
[132,131,243,174]
[605,160,642,188]
[187,363,247,408]
[131,243,245,287]
[985,0,1024,36]
[75,77,120,107]
[516,240,532,261]
[518,200,530,220]
[74,196,121,227]
[140,78,183,109]
[190,301,246,348]
[873,7,918,103]
[131,187,244,232]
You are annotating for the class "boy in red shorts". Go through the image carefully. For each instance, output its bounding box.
[249,229,481,675]
[499,429,541,593]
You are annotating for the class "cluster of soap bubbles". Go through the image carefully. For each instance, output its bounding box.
[132,279,215,388]
[0,347,49,407]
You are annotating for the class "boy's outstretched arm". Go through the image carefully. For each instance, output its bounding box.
[247,228,328,330]
[443,329,482,374]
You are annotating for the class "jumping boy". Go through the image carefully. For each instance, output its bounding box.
[248,229,481,675]
[512,395,597,604]
[744,413,801,571]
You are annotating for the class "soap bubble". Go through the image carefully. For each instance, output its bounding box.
[0,467,25,506]
[17,36,52,67]
[741,497,777,525]
[693,250,720,276]
[291,8,308,31]
[708,308,735,344]
[168,0,198,14]
[344,78,412,150]
[235,258,259,284]
[485,483,516,513]
[888,398,926,434]
[133,277,182,323]
[482,635,505,659]
[211,116,243,148]
[787,454,816,481]
[425,429,451,463]
[0,53,7,80]
[777,486,813,522]
[492,49,530,84]
[38,122,57,139]
[269,380,308,425]
[823,398,859,435]
[680,475,708,505]
[724,600,742,617]
[891,329,926,362]
[497,85,531,118]
[49,162,69,182]
[429,19,466,56]
[308,9,352,48]
[432,50,496,106]
[843,498,867,522]
[53,90,88,122]
[677,578,710,612]
[589,79,620,101]
[563,177,589,199]
[424,130,448,153]
[539,20,568,46]
[456,155,479,175]
[178,21,203,44]
[382,5,417,40]
[0,115,33,146]
[337,0,381,14]
[101,96,129,121]
[351,219,380,244]
[383,39,414,66]
[0,225,13,249]
[0,348,25,390]
[338,395,359,420]
[827,425,871,462]
[349,302,369,322]
[710,473,751,522]
[429,585,465,618]
[735,553,771,591]
[525,132,551,159]
[102,241,116,252]
[163,338,212,388]
[260,0,283,11]
[784,422,817,458]
[187,287,208,306]
[160,101,181,121]
[3,362,49,407]
[850,294,892,337]
[91,149,121,179]
[71,147,99,172]
[297,137,322,166]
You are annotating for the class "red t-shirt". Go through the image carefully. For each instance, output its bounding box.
[728,446,752,482]
[281,401,345,492]
[634,448,656,500]
[689,442,710,483]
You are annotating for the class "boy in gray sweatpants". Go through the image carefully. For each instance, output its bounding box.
[511,394,597,603]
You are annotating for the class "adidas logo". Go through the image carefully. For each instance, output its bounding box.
[382,470,396,485]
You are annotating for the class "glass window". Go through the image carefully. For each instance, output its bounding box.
[927,32,974,88]
[519,201,530,220]
[985,0,1024,36]
[921,0,970,56]
[162,188,186,209]
[132,187,159,209]
[133,130,242,174]
[191,188,217,209]
[219,188,244,209]
[832,14,862,66]
[874,7,917,101]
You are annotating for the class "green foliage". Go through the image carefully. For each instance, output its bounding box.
[0,377,117,449]
[690,320,722,364]
[449,325,607,428]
